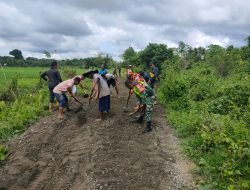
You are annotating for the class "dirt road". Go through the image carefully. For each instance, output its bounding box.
[0,80,196,190]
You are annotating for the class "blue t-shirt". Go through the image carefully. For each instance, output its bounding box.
[144,72,150,82]
[152,67,159,77]
[99,69,108,75]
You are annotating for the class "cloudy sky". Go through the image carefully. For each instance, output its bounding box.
[0,0,249,60]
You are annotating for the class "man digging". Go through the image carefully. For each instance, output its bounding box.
[53,77,82,119]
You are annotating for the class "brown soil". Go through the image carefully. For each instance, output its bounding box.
[0,80,196,190]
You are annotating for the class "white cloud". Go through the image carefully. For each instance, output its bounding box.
[198,7,231,23]
[186,30,230,47]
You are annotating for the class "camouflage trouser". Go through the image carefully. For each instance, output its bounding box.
[135,85,155,122]
[140,96,153,122]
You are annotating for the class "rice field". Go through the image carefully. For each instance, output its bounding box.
[0,67,85,88]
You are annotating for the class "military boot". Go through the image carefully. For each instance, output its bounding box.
[143,121,152,133]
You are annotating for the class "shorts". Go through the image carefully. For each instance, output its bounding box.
[49,86,57,103]
[107,78,116,88]
[99,95,110,112]
[54,93,68,107]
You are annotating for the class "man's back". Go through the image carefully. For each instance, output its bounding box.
[93,74,110,98]
[46,69,62,88]
[53,79,74,94]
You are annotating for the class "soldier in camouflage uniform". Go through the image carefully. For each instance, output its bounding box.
[140,86,154,125]
[125,75,155,133]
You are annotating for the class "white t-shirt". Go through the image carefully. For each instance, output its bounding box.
[106,73,115,80]
[93,74,110,98]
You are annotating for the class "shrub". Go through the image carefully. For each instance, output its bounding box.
[158,67,188,102]
[159,59,250,189]
[0,144,8,161]
[61,67,77,79]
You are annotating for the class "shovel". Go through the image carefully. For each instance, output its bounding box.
[128,105,144,116]
[75,104,86,113]
[86,97,97,111]
[123,105,130,112]
[72,97,86,113]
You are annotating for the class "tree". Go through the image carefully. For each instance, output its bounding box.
[245,36,250,47]
[122,47,136,60]
[205,45,238,77]
[122,47,137,67]
[193,47,206,61]
[240,46,250,61]
[43,51,51,58]
[138,43,173,70]
[177,41,191,58]
[205,45,224,60]
[9,49,23,59]
[94,52,113,68]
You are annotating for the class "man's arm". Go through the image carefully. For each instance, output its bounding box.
[126,89,133,107]
[96,78,100,99]
[40,71,48,82]
[89,78,100,101]
[67,86,83,105]
[104,69,108,75]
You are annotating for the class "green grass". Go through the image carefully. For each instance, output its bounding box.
[0,67,86,88]
[0,67,44,79]
[0,67,45,88]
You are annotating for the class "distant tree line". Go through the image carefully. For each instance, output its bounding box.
[0,50,117,69]
[121,36,250,75]
[2,36,250,71]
